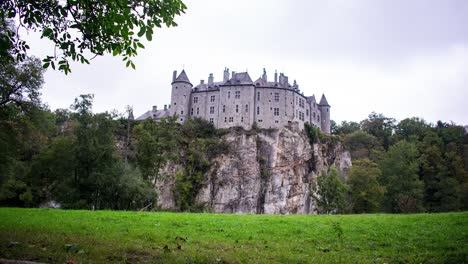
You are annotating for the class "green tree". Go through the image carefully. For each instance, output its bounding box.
[343,130,383,161]
[334,121,361,135]
[379,141,424,213]
[313,167,348,214]
[134,117,179,184]
[360,112,395,150]
[1,0,186,73]
[348,159,385,213]
[394,117,430,142]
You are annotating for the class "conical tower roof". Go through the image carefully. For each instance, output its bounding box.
[319,94,330,106]
[172,69,192,85]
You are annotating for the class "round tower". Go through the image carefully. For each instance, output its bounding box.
[319,94,331,134]
[170,70,192,123]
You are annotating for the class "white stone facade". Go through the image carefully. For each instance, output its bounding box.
[137,68,331,134]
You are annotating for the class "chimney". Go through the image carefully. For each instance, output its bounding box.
[200,80,205,84]
[232,71,236,79]
[208,73,214,85]
[262,68,267,82]
[164,104,167,110]
[274,70,278,83]
[172,70,177,82]
[223,68,229,82]
[152,105,157,112]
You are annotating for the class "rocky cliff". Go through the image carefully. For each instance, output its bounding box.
[155,124,351,214]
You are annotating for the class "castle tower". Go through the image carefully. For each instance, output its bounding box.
[170,70,192,123]
[319,94,331,134]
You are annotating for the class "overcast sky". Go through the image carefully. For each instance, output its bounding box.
[24,0,468,124]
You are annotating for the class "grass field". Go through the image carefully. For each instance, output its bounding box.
[0,208,466,263]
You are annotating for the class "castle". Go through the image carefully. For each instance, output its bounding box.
[136,68,331,133]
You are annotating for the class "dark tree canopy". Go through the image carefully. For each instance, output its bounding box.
[1,0,186,73]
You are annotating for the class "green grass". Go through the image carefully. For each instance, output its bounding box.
[0,208,466,263]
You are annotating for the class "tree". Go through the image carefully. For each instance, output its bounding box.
[348,159,385,213]
[361,112,395,150]
[379,141,424,213]
[134,117,179,185]
[334,121,361,135]
[394,117,430,142]
[0,56,44,108]
[1,0,187,73]
[313,167,348,214]
[343,130,383,161]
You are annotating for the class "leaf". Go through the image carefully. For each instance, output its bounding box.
[137,26,146,37]
[145,30,152,41]
[42,28,53,37]
[43,62,50,69]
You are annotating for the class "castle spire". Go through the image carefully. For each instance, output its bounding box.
[319,94,330,106]
[172,69,192,85]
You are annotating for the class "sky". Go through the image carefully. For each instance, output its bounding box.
[23,0,468,124]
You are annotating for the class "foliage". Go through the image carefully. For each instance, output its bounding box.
[379,141,424,213]
[348,159,385,213]
[343,130,383,161]
[1,0,186,73]
[134,117,179,184]
[333,120,361,135]
[313,167,349,214]
[360,112,395,150]
[0,56,44,107]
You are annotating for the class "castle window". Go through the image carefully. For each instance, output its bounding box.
[245,104,248,113]
[235,91,240,99]
[209,118,214,123]
[193,97,198,103]
[229,117,234,122]
[228,91,230,99]
[258,120,263,123]
[313,103,316,107]
[223,105,226,113]
[210,106,214,114]
[313,112,316,119]
[327,108,329,112]
[274,93,279,102]
[275,120,279,123]
[210,95,215,102]
[191,108,193,115]
[236,105,239,113]
[181,110,184,115]
[225,117,227,122]
[274,108,279,116]
[306,109,309,116]
[257,107,260,115]
[174,102,177,105]
[241,117,244,122]
[257,92,260,101]
[197,108,199,115]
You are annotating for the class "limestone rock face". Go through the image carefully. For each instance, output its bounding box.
[156,125,351,214]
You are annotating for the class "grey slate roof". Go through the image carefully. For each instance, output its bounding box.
[307,95,317,104]
[319,94,330,106]
[227,72,253,85]
[173,70,191,85]
[135,109,171,121]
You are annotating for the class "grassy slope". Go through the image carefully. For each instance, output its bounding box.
[0,208,466,263]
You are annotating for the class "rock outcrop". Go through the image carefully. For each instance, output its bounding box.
[155,124,351,214]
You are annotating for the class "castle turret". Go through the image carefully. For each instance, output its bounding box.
[170,69,192,123]
[318,94,331,134]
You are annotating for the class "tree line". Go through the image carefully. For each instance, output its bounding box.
[309,114,468,214]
